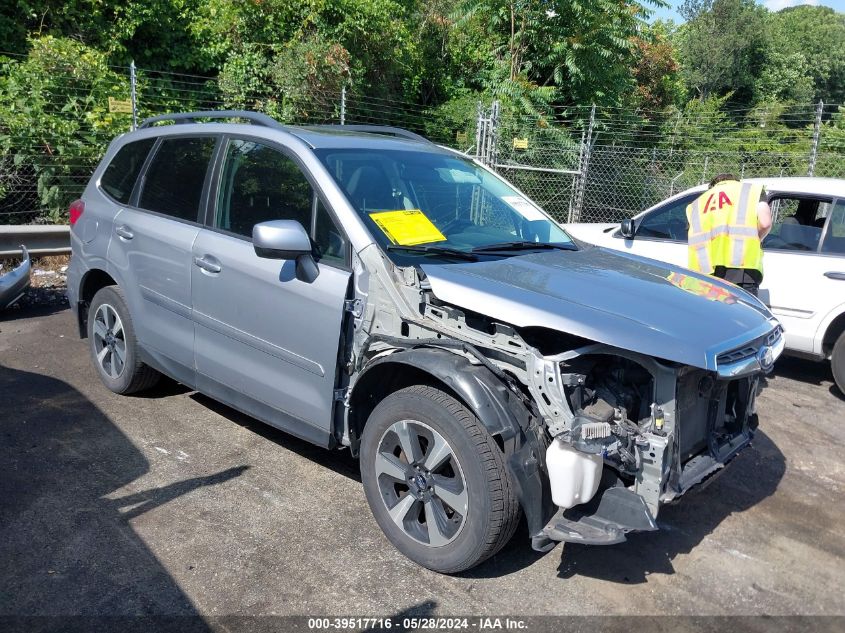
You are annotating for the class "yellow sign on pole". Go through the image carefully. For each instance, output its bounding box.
[513,138,529,150]
[108,97,133,114]
[456,131,468,144]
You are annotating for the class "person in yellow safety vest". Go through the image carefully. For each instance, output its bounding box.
[686,173,773,296]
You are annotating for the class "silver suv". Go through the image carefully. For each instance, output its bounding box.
[68,111,783,573]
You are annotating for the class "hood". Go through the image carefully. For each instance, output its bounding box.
[421,246,779,371]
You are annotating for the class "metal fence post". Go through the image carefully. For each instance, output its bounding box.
[488,100,500,166]
[340,86,346,125]
[572,104,595,222]
[129,60,137,131]
[701,155,709,185]
[808,100,823,176]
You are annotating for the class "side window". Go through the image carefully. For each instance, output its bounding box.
[636,194,696,240]
[821,201,845,255]
[216,140,312,238]
[100,138,155,204]
[763,196,831,252]
[314,199,349,266]
[138,137,215,221]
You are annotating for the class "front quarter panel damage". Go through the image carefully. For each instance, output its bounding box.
[343,245,768,549]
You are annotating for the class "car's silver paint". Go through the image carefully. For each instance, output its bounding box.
[253,220,313,256]
[422,245,777,372]
[192,228,351,431]
[107,208,199,372]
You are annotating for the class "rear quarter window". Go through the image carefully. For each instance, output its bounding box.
[100,138,156,204]
[138,136,216,222]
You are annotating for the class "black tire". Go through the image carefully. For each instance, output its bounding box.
[832,330,845,396]
[360,385,520,573]
[87,286,160,395]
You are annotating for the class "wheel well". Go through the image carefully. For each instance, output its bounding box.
[77,269,117,338]
[822,312,845,357]
[347,361,505,456]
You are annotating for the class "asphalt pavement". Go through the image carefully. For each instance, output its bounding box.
[1,304,843,622]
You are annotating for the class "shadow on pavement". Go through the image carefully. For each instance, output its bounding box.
[0,364,245,626]
[190,392,362,482]
[0,300,68,324]
[556,430,785,583]
[772,355,836,388]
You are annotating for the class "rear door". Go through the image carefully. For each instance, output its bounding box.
[760,194,839,354]
[191,136,351,444]
[107,135,217,382]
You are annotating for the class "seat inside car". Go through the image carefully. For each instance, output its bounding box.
[346,165,397,211]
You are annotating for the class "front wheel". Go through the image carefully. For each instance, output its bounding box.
[360,385,520,573]
[832,330,845,396]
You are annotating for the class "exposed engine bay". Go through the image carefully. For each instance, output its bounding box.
[343,244,778,550]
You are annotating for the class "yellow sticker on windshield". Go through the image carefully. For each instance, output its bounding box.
[369,210,447,246]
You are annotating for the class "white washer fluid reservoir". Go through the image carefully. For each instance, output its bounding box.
[545,438,603,509]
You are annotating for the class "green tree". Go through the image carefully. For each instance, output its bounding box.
[766,5,845,104]
[676,0,768,104]
[0,37,131,222]
[631,21,684,112]
[452,0,665,108]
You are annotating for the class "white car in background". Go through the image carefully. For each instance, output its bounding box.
[564,177,845,393]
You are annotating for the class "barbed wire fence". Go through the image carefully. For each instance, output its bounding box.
[1,55,843,226]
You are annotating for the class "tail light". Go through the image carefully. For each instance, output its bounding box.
[69,199,85,226]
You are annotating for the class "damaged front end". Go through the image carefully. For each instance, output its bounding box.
[529,342,775,548]
[344,241,783,553]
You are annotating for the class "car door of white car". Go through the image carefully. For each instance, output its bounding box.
[607,192,697,267]
[760,195,845,355]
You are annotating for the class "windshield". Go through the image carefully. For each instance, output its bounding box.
[314,148,573,261]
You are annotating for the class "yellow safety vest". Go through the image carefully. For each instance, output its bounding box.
[686,180,764,276]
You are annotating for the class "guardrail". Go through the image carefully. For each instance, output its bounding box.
[0,225,71,258]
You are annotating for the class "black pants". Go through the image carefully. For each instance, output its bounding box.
[713,267,760,296]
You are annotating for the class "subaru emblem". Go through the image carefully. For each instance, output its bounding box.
[758,345,775,371]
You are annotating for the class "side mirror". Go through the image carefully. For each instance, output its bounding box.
[620,218,635,239]
[253,220,319,283]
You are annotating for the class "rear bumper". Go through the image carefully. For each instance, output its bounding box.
[0,246,31,310]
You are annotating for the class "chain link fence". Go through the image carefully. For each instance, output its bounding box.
[1,53,843,226]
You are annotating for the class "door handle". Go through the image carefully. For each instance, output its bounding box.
[193,256,222,274]
[115,225,134,240]
[824,271,845,281]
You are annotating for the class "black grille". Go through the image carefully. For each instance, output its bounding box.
[717,325,782,367]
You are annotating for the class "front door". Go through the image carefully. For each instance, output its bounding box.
[191,137,352,444]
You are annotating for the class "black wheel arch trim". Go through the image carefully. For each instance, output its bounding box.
[349,347,555,539]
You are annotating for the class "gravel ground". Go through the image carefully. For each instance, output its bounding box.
[0,303,843,628]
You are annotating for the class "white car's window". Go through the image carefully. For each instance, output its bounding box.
[821,201,845,255]
[635,193,697,240]
[763,196,832,252]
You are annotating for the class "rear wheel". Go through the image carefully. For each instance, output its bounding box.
[88,286,160,395]
[360,385,520,573]
[832,330,845,395]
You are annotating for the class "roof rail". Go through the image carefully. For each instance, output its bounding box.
[305,124,432,144]
[138,110,284,130]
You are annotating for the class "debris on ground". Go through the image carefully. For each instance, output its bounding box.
[1,254,69,310]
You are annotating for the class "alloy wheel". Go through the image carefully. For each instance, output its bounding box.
[92,303,126,379]
[374,420,469,547]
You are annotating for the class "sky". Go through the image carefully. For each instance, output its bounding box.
[649,0,845,23]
